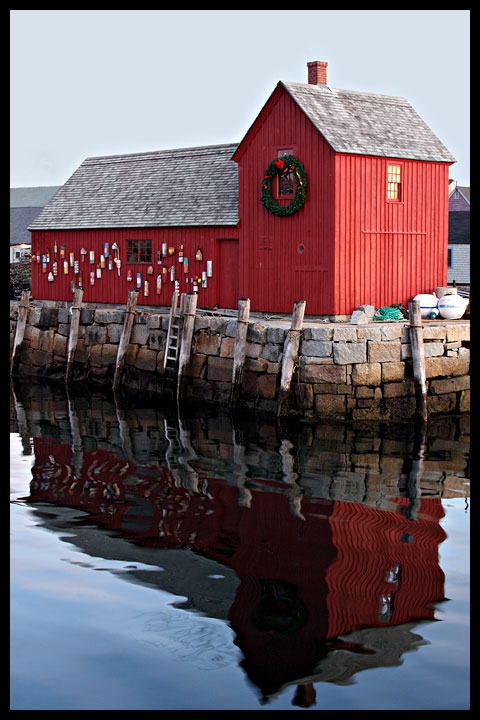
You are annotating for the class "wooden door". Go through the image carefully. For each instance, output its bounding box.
[217,238,239,309]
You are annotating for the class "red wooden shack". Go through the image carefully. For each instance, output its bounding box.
[29,61,455,316]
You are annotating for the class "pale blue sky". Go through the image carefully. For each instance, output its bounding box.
[10,9,470,187]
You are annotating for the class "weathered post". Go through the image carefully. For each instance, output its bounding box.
[65,287,84,383]
[10,290,30,373]
[231,297,250,405]
[113,290,138,391]
[176,292,198,401]
[408,299,428,423]
[277,300,306,416]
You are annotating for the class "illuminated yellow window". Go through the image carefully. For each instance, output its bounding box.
[387,164,402,200]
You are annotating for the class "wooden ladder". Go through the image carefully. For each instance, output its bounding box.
[163,291,184,392]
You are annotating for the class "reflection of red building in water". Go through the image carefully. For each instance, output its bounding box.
[28,437,446,699]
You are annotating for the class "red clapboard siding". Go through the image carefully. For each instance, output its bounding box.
[234,84,336,315]
[334,154,450,315]
[31,226,239,307]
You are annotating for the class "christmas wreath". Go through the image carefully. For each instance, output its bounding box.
[260,155,307,216]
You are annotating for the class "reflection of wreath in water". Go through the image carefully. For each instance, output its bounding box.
[251,579,308,636]
[260,155,307,216]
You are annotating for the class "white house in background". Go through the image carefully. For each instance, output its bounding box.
[10,186,60,263]
[448,181,470,286]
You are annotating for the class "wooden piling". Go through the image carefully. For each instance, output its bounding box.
[176,292,198,401]
[10,290,30,373]
[113,290,138,391]
[65,287,84,383]
[231,297,250,405]
[408,299,428,423]
[277,300,306,416]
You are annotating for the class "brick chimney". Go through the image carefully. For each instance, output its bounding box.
[307,61,328,86]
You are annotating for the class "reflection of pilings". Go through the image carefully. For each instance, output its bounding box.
[11,381,32,455]
[113,389,135,462]
[279,438,305,521]
[164,414,199,491]
[232,427,251,508]
[66,387,84,478]
[403,422,426,522]
[177,413,200,493]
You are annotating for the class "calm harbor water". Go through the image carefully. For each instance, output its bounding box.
[10,379,469,710]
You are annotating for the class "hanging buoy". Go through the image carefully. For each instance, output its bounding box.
[147,265,153,275]
[196,247,203,261]
[47,271,54,282]
[60,246,65,258]
[144,280,149,296]
[78,274,83,288]
[81,247,87,261]
[53,261,58,276]
[170,266,175,281]
[100,254,105,269]
[96,265,101,279]
[90,271,95,285]
[202,271,207,288]
[116,259,121,276]
[109,260,113,270]
[42,262,47,273]
[104,243,109,258]
[64,261,69,274]
[174,280,180,292]
[136,272,141,288]
[168,247,175,256]
[53,242,58,256]
[90,251,95,264]
[179,247,184,262]
[183,257,189,273]
[207,260,213,277]
[156,274,162,293]
[70,252,75,267]
[74,260,79,274]
[46,248,50,263]
[127,268,133,282]
[162,243,167,257]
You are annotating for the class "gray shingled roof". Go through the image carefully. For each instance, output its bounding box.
[29,144,239,231]
[282,81,455,163]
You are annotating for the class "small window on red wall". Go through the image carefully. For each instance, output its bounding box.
[387,164,402,201]
[277,148,295,196]
[127,239,152,263]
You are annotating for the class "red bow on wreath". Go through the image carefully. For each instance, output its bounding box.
[274,159,285,170]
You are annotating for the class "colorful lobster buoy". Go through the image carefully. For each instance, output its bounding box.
[136,272,141,289]
[144,280,149,297]
[127,268,133,282]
